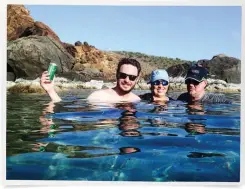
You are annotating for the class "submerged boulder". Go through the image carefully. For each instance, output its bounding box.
[7,35,75,80]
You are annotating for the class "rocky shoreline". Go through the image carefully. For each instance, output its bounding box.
[7,5,241,89]
[7,77,240,94]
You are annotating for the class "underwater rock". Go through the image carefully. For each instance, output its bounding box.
[187,152,225,158]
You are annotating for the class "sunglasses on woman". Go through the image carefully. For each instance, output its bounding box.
[152,80,169,86]
[118,72,138,81]
[185,79,200,86]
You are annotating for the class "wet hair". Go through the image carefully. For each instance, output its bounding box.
[116,58,141,76]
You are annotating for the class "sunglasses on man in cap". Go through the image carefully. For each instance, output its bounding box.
[185,79,201,86]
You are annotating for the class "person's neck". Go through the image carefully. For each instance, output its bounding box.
[190,91,205,101]
[113,86,131,97]
[153,95,168,101]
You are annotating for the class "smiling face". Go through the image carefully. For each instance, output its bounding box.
[151,80,169,98]
[117,64,139,94]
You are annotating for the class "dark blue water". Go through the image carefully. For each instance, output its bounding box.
[6,91,240,181]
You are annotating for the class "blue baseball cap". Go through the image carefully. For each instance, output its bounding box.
[148,69,169,84]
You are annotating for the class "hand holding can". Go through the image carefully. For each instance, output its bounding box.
[48,63,57,81]
[40,63,62,102]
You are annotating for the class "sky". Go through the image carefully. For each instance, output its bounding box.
[24,5,241,61]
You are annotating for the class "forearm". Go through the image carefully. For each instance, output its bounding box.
[47,89,62,102]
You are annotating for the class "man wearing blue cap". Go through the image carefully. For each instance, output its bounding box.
[140,69,174,102]
[177,66,232,104]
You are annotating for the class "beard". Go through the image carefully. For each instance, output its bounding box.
[117,80,136,94]
[189,91,200,98]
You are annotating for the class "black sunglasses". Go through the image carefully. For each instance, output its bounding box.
[152,80,169,86]
[118,72,138,81]
[185,79,200,85]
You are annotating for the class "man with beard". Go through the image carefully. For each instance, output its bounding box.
[40,58,141,102]
[177,65,232,104]
[87,58,141,102]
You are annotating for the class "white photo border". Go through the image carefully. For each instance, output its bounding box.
[1,0,244,188]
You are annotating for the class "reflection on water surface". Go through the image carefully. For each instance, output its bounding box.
[7,91,240,181]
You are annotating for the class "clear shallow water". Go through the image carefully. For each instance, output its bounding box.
[7,90,240,181]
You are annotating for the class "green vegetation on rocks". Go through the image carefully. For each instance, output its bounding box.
[113,51,195,80]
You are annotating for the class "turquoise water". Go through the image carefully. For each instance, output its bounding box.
[6,90,240,181]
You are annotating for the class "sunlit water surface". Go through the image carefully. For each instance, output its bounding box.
[7,90,240,182]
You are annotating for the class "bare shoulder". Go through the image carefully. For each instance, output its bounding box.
[130,93,141,102]
[87,89,140,103]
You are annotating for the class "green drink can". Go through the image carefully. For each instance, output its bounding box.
[50,124,57,129]
[48,63,57,81]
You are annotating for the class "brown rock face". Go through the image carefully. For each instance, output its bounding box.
[7,5,35,40]
[20,21,62,45]
[8,5,76,58]
[8,5,63,46]
[73,45,120,81]
[63,42,77,58]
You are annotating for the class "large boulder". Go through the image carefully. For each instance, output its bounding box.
[7,5,35,40]
[208,54,241,83]
[8,5,76,58]
[77,68,104,82]
[56,71,86,81]
[7,64,16,81]
[167,63,190,78]
[167,54,241,84]
[63,42,77,58]
[56,68,104,82]
[7,35,75,80]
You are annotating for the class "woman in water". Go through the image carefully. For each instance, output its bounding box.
[140,69,174,102]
